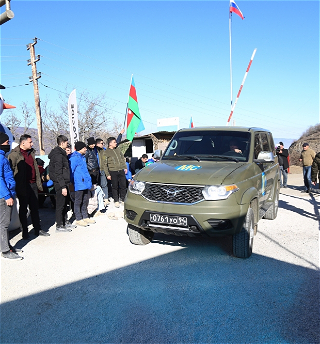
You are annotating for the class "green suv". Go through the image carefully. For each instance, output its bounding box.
[124,127,280,258]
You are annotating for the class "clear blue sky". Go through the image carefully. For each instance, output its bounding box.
[1,0,319,141]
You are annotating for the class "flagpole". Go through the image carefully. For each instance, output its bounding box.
[229,5,233,125]
[123,74,133,132]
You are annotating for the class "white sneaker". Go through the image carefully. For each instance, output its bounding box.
[114,202,120,208]
[94,210,104,217]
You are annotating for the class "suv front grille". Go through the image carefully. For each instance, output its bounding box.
[142,183,204,204]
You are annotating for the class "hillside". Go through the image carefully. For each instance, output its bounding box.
[289,124,320,165]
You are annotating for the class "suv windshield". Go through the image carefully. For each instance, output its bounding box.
[162,130,251,162]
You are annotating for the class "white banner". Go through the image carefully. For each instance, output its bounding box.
[68,89,79,150]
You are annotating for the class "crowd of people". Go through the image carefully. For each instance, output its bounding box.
[0,131,157,260]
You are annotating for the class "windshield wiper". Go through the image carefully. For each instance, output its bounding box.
[163,155,201,162]
[201,155,239,163]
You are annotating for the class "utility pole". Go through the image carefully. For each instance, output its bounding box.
[27,37,45,155]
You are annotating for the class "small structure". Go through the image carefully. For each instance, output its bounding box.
[120,131,176,158]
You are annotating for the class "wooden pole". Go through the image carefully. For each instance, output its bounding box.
[27,37,44,155]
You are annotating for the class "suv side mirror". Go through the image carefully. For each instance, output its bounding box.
[253,151,275,163]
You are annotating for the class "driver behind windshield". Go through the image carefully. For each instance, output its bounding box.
[227,140,243,156]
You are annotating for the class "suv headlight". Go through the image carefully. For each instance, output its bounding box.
[202,185,238,200]
[128,180,145,195]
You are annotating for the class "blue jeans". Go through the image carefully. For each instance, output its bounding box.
[95,185,105,211]
[99,170,109,199]
[303,166,312,190]
[280,166,288,187]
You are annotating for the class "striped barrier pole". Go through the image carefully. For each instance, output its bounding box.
[227,48,257,125]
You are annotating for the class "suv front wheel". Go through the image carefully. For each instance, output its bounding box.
[263,183,279,220]
[128,224,154,245]
[232,208,254,258]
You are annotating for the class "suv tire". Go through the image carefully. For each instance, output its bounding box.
[232,208,254,258]
[128,224,154,245]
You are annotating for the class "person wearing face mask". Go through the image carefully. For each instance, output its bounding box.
[0,132,23,260]
[8,134,50,240]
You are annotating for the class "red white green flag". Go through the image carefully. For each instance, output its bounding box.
[126,77,144,141]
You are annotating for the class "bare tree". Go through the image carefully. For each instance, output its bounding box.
[20,102,35,134]
[1,102,35,142]
[1,110,21,142]
[49,89,122,145]
[42,99,69,151]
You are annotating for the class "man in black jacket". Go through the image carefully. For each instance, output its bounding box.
[276,142,289,188]
[85,137,100,185]
[48,135,73,232]
[135,154,148,174]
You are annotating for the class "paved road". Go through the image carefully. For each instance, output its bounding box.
[1,174,319,343]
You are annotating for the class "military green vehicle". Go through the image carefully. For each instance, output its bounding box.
[124,127,280,258]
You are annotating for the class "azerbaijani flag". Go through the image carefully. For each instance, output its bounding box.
[230,0,244,20]
[126,77,144,141]
[189,116,194,128]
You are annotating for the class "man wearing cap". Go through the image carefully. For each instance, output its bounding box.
[0,132,23,259]
[69,141,95,226]
[276,142,289,188]
[9,134,50,239]
[299,143,316,193]
[85,137,100,185]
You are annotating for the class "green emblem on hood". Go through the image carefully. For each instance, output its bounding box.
[175,165,201,171]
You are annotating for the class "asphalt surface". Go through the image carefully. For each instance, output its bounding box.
[1,174,319,344]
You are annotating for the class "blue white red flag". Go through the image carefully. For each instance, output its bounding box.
[189,116,194,128]
[230,0,244,20]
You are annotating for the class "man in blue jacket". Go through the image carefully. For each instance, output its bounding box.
[0,132,22,260]
[69,141,95,227]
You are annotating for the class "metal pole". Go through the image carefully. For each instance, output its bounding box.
[229,10,233,117]
[124,74,133,134]
[27,38,45,155]
[227,48,257,125]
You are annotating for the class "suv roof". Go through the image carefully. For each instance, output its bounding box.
[178,126,270,133]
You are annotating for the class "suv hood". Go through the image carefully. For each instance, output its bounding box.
[134,160,247,185]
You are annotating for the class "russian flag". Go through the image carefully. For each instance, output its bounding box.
[189,116,194,128]
[230,0,244,20]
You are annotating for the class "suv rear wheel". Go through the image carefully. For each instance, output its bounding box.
[128,224,154,245]
[232,208,254,258]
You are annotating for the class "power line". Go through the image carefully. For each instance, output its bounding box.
[38,80,157,128]
[4,83,30,88]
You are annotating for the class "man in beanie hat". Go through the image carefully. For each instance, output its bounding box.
[0,132,22,259]
[85,136,99,185]
[69,141,95,226]
[299,143,315,193]
[9,134,50,239]
[276,142,289,188]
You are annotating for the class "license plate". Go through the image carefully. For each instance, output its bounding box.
[150,214,187,227]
